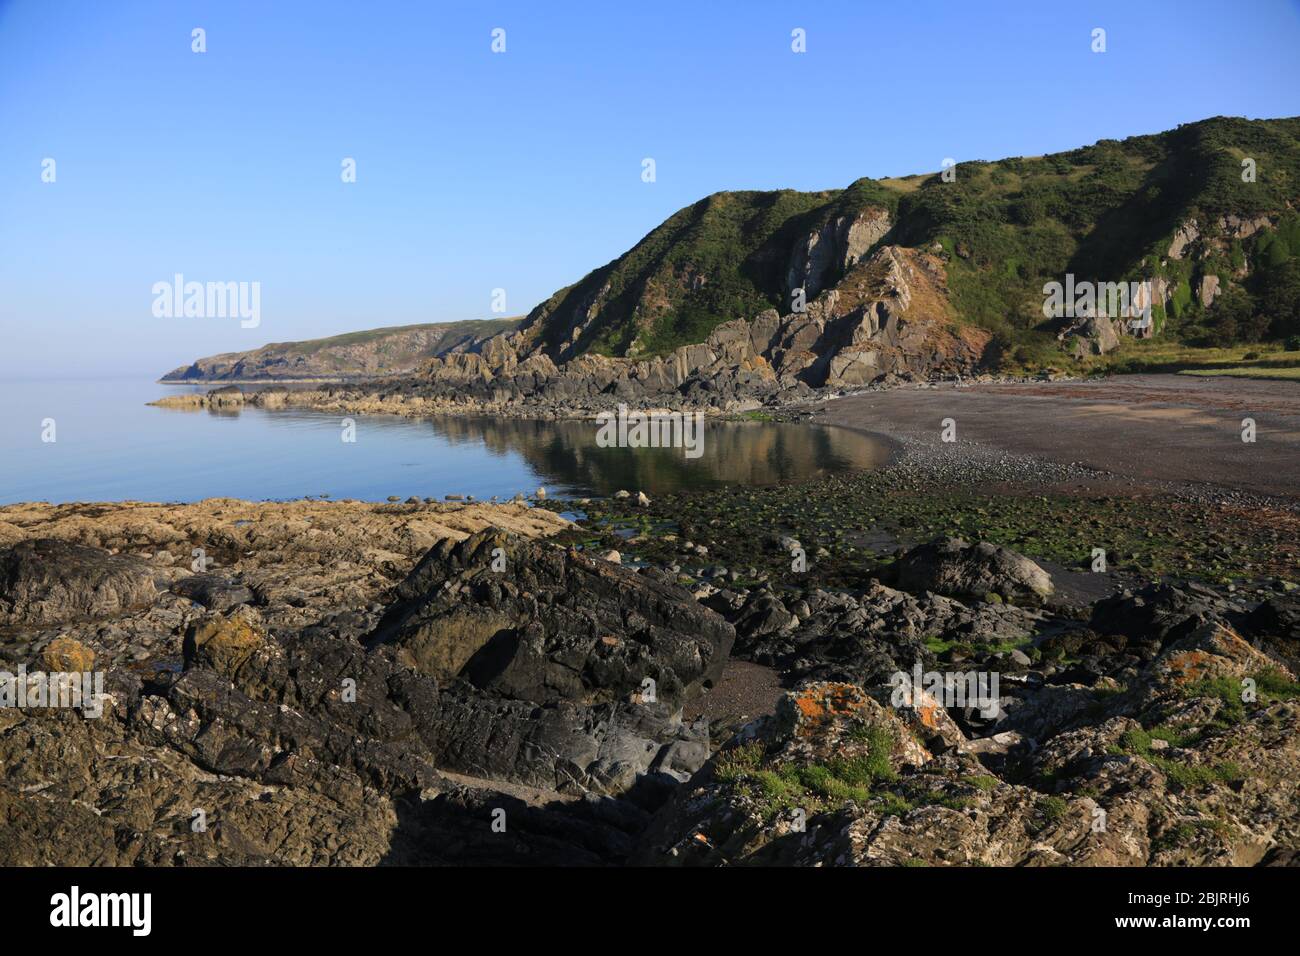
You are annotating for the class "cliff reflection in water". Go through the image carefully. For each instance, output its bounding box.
[425,416,892,495]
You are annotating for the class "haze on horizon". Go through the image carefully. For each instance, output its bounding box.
[2,0,1299,380]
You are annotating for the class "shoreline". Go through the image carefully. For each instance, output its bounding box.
[147,370,1300,504]
[156,376,369,386]
[3,394,1298,867]
[812,373,1300,502]
[146,368,1091,422]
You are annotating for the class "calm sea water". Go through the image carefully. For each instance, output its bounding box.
[0,378,891,504]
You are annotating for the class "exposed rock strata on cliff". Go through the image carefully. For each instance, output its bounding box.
[153,245,992,417]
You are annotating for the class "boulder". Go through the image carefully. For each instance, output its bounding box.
[0,539,158,625]
[1247,594,1300,649]
[1147,621,1292,694]
[1090,582,1228,652]
[206,385,246,407]
[184,612,265,678]
[171,573,255,612]
[895,537,1053,605]
[631,681,933,865]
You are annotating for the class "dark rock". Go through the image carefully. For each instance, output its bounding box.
[0,539,158,625]
[1090,583,1230,654]
[732,592,797,639]
[1248,594,1300,645]
[367,527,734,710]
[170,573,255,612]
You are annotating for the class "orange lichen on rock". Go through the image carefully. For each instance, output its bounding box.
[775,681,934,768]
[786,682,872,736]
[1150,622,1294,690]
[1163,648,1215,685]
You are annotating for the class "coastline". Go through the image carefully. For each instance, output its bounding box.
[146,369,1300,502]
[156,377,364,386]
[4,388,1299,867]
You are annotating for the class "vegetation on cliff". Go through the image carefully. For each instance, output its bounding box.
[521,116,1300,368]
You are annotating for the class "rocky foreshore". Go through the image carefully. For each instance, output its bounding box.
[2,449,1298,866]
[149,365,1070,424]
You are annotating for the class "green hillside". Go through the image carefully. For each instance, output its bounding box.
[522,116,1300,368]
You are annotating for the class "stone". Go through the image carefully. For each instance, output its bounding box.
[895,537,1053,606]
[367,528,734,710]
[184,613,265,678]
[41,636,96,672]
[1198,274,1220,308]
[0,539,158,625]
[170,574,254,612]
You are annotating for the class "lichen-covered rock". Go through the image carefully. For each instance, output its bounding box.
[183,612,265,679]
[1148,621,1293,693]
[2,493,1298,869]
[775,681,932,768]
[40,636,96,672]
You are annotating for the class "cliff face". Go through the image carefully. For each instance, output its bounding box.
[377,242,991,412]
[162,117,1300,391]
[509,115,1300,367]
[160,319,519,382]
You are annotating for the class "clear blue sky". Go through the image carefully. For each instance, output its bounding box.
[2,0,1299,380]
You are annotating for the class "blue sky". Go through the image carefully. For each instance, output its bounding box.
[2,0,1299,380]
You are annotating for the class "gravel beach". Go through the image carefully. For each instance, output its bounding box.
[813,374,1300,500]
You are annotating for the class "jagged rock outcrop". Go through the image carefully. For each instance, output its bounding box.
[1168,219,1201,260]
[787,206,892,300]
[718,580,1039,689]
[171,245,992,419]
[367,527,734,710]
[1198,274,1221,308]
[635,582,1300,867]
[1,493,1297,867]
[160,118,1300,397]
[0,506,724,866]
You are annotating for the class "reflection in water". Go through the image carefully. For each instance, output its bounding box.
[0,377,892,504]
[423,416,892,496]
